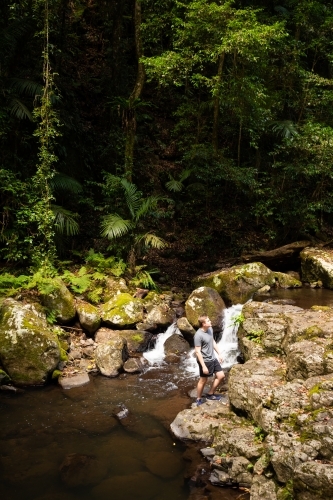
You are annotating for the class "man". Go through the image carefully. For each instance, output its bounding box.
[194,315,225,406]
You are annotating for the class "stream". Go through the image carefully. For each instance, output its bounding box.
[1,288,333,500]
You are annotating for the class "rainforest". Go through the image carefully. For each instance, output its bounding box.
[1,0,333,286]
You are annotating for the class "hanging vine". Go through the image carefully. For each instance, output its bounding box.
[31,0,60,273]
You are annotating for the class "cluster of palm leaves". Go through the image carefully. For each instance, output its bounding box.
[101,178,168,271]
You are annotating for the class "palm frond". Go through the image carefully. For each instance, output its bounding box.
[50,173,83,194]
[120,178,142,218]
[269,120,298,138]
[136,195,166,220]
[101,214,133,239]
[136,232,168,249]
[52,205,80,236]
[8,98,33,121]
[8,78,43,97]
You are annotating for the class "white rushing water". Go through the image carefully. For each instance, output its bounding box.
[143,323,181,365]
[145,304,243,374]
[217,303,243,370]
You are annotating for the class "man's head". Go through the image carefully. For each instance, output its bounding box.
[198,315,212,330]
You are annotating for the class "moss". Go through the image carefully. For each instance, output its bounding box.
[131,333,143,342]
[277,480,294,500]
[52,370,62,379]
[311,305,332,311]
[309,383,323,397]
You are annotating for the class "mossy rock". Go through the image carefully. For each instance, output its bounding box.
[0,298,60,385]
[40,278,76,324]
[100,293,143,328]
[76,300,101,334]
[185,286,225,330]
[272,271,302,289]
[193,262,275,304]
[301,247,333,289]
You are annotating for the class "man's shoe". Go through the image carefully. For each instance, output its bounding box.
[205,393,222,401]
[196,398,204,406]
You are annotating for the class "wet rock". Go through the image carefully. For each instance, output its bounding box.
[136,322,157,332]
[193,262,275,304]
[0,298,60,385]
[59,453,107,487]
[144,451,183,478]
[272,271,302,288]
[123,358,142,373]
[95,336,128,377]
[164,333,190,357]
[301,247,333,289]
[76,300,101,334]
[100,293,143,328]
[58,373,90,389]
[185,286,225,331]
[40,278,76,324]
[176,317,196,342]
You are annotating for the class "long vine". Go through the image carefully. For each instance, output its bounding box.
[31,0,60,273]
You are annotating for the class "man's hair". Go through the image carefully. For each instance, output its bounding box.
[198,315,209,327]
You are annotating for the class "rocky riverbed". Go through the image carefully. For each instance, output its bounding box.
[2,246,333,499]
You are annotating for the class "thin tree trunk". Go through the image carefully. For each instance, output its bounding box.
[212,52,225,154]
[124,0,146,181]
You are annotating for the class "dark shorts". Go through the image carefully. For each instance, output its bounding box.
[197,358,223,378]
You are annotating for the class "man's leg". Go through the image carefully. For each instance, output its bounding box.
[207,370,225,395]
[196,376,207,399]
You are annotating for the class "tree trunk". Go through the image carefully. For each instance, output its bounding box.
[124,0,146,181]
[212,52,225,154]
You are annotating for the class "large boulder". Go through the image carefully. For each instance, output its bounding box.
[193,262,275,304]
[301,247,333,288]
[145,304,175,328]
[294,462,333,500]
[103,277,128,302]
[40,278,76,324]
[95,327,149,354]
[95,336,128,377]
[185,286,225,331]
[0,299,60,385]
[100,293,143,328]
[163,334,190,357]
[76,300,101,334]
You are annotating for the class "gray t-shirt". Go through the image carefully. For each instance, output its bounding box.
[194,327,214,362]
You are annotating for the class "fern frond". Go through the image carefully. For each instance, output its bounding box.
[50,173,83,193]
[52,205,80,236]
[137,232,168,249]
[101,214,133,239]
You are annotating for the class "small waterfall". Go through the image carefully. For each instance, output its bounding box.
[217,304,243,370]
[143,323,180,365]
[144,305,243,374]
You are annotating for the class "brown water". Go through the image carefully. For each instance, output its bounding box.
[0,365,243,500]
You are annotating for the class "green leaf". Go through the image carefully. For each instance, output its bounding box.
[101,214,133,239]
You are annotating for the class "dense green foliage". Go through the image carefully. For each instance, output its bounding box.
[1,0,333,281]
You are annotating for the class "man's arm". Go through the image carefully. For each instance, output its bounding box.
[213,340,223,362]
[195,346,209,374]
